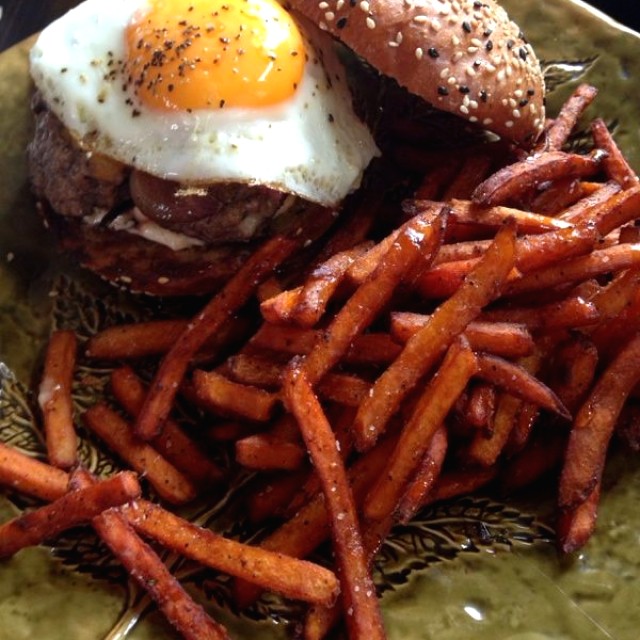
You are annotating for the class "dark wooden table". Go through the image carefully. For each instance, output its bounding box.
[0,0,638,53]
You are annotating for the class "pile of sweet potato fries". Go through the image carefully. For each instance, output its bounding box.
[2,83,640,639]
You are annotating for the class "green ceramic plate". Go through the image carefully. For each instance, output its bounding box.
[2,2,640,639]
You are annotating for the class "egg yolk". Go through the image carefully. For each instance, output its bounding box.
[125,0,306,110]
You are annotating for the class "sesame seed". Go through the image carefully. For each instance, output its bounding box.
[396,31,403,43]
[469,115,478,122]
[453,51,464,62]
[483,117,493,125]
[439,67,450,79]
[336,0,345,8]
[469,99,479,109]
[318,1,329,8]
[460,104,470,115]
[505,120,514,128]
[415,47,424,60]
[366,16,376,29]
[451,34,460,46]
[513,109,522,119]
[413,15,429,23]
[467,46,479,54]
[359,0,370,11]
[325,11,335,21]
[431,18,442,31]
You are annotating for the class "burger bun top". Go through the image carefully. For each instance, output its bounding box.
[286,0,545,147]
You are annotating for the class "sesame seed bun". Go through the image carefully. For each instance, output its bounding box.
[287,0,545,147]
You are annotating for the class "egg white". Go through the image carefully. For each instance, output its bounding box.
[29,0,379,207]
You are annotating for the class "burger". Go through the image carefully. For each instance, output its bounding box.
[27,0,544,296]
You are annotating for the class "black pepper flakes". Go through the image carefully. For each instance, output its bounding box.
[428,47,439,58]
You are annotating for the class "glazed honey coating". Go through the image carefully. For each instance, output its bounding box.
[286,0,546,147]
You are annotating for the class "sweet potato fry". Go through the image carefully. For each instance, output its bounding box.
[419,219,600,298]
[588,266,640,321]
[291,244,371,328]
[302,208,447,385]
[423,465,498,505]
[506,243,640,296]
[439,198,572,232]
[467,392,523,467]
[481,294,599,331]
[260,287,303,325]
[0,443,68,502]
[539,83,598,152]
[591,117,639,188]
[530,179,599,215]
[248,324,402,364]
[559,332,640,510]
[395,425,448,524]
[415,156,464,199]
[589,286,640,363]
[363,337,478,523]
[468,340,561,466]
[472,150,605,207]
[123,499,339,606]
[83,403,197,504]
[85,319,189,360]
[464,382,497,431]
[245,467,311,524]
[559,180,621,222]
[226,353,370,407]
[557,482,601,554]
[38,329,78,469]
[354,220,516,450]
[235,435,306,471]
[135,235,298,441]
[546,334,600,415]
[390,312,534,358]
[441,153,494,200]
[0,471,140,558]
[504,400,541,456]
[110,366,223,487]
[281,405,357,519]
[70,469,229,640]
[192,369,278,422]
[500,432,566,494]
[283,365,386,640]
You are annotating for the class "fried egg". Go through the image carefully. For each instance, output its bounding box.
[29,0,379,206]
